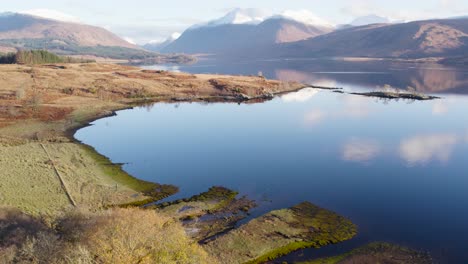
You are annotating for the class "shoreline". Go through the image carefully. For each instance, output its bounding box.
[0,62,436,263]
[67,88,310,207]
[0,62,306,215]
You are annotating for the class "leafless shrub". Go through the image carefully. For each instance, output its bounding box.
[0,207,47,249]
[62,87,74,95]
[29,93,43,112]
[1,207,215,264]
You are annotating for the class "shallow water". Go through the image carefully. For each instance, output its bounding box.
[76,60,468,263]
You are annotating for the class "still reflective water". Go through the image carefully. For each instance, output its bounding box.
[76,60,468,263]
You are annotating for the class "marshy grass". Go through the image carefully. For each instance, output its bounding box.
[300,242,432,264]
[204,202,357,264]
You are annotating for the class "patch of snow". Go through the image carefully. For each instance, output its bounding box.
[192,8,271,29]
[192,8,334,29]
[170,32,181,40]
[123,37,136,45]
[276,10,335,28]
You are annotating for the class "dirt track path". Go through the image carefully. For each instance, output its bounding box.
[40,143,77,207]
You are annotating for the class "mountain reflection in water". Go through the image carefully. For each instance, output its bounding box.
[147,58,468,94]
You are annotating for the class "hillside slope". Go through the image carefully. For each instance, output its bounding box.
[162,18,331,57]
[0,13,189,60]
[0,13,137,48]
[280,18,468,58]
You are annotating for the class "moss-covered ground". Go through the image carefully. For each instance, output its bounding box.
[300,242,432,264]
[203,202,357,264]
[153,187,256,241]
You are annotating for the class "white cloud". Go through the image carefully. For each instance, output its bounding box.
[304,109,325,126]
[399,133,458,165]
[20,9,81,23]
[340,0,467,23]
[281,88,319,103]
[342,138,381,162]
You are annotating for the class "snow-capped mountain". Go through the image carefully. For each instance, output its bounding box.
[192,8,271,28]
[192,8,334,29]
[161,9,333,56]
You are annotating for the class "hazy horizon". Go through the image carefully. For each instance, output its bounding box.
[2,0,468,44]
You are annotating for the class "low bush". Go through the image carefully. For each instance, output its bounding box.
[0,207,215,264]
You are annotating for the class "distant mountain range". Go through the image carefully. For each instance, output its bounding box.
[280,18,468,59]
[0,12,191,62]
[2,9,467,62]
[158,9,468,61]
[143,33,181,52]
[161,9,333,56]
[0,12,137,48]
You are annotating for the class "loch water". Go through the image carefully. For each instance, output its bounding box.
[76,59,468,263]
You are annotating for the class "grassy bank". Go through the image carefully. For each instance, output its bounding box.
[0,140,158,216]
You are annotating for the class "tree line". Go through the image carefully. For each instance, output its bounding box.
[0,50,94,64]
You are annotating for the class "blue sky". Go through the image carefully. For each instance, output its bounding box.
[2,0,467,44]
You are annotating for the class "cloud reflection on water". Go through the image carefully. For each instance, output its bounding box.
[281,88,319,103]
[303,109,325,126]
[342,138,381,163]
[432,101,449,116]
[341,95,370,118]
[399,133,458,165]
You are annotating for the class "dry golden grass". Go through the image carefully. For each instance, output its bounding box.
[0,141,147,216]
[1,207,216,264]
[66,208,216,264]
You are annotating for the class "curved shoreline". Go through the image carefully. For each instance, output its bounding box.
[0,63,436,263]
[0,63,306,214]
